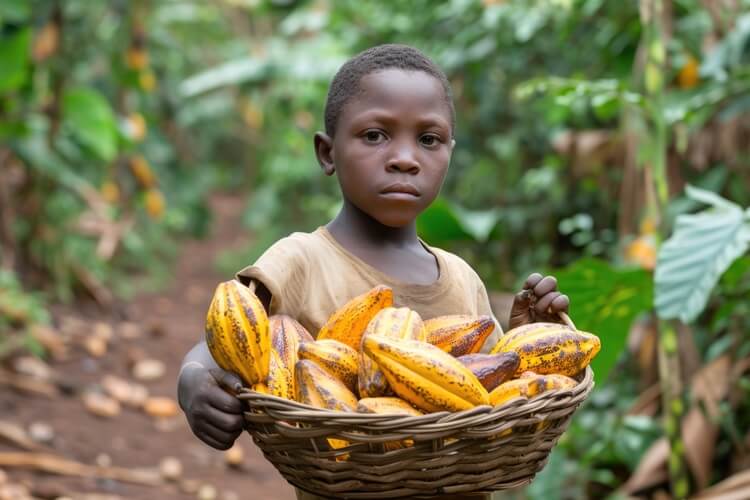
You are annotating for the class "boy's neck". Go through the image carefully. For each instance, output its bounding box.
[327,199,421,250]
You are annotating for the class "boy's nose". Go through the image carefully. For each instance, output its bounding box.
[386,145,420,174]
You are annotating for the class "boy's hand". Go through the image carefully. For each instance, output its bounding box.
[509,273,569,329]
[178,364,245,450]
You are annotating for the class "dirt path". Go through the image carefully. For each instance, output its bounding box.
[0,194,297,499]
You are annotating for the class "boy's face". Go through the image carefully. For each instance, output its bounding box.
[317,68,454,228]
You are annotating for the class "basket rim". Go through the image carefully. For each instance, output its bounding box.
[238,365,594,426]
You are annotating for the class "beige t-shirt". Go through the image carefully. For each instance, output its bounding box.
[235,226,503,352]
[235,227,501,500]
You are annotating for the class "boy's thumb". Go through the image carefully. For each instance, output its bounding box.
[209,368,243,395]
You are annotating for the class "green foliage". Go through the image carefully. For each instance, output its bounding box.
[554,258,653,381]
[61,88,119,162]
[0,28,30,93]
[655,186,750,323]
[521,382,661,500]
[3,2,749,495]
[0,270,48,359]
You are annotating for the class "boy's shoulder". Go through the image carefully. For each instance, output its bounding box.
[267,228,328,252]
[425,242,483,283]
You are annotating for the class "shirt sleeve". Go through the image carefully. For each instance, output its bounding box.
[234,234,310,318]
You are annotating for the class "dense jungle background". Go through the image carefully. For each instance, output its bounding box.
[1,0,749,499]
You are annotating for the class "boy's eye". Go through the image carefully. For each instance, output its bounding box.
[364,130,385,143]
[420,134,440,147]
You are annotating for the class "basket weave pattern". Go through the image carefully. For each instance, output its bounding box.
[239,366,594,499]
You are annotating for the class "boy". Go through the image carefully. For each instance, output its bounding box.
[178,44,570,499]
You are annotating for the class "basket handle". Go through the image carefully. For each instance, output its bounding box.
[559,311,577,330]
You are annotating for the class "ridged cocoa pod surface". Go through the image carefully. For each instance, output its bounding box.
[266,315,313,399]
[294,359,358,412]
[205,280,270,387]
[298,339,359,393]
[489,377,544,406]
[456,351,520,391]
[489,322,567,355]
[493,326,601,376]
[424,314,496,357]
[356,397,423,416]
[317,285,393,350]
[362,336,489,413]
[358,307,426,398]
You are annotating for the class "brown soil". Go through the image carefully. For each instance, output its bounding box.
[0,194,297,499]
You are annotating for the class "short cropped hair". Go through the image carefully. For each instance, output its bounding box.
[324,44,455,137]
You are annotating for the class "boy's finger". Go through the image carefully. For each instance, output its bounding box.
[199,428,238,451]
[534,291,561,314]
[198,434,227,450]
[550,294,570,313]
[533,276,558,296]
[205,406,245,433]
[524,273,543,289]
[208,390,244,414]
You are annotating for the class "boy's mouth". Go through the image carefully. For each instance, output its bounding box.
[380,182,420,198]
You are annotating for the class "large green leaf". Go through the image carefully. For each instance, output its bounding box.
[62,88,118,162]
[555,258,653,382]
[654,185,750,323]
[417,198,502,246]
[416,198,472,246]
[0,29,31,93]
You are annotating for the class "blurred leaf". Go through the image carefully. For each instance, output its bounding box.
[180,57,268,97]
[0,28,31,93]
[654,185,750,323]
[554,258,653,382]
[0,0,31,23]
[700,13,750,81]
[719,255,750,290]
[417,198,502,245]
[451,204,502,242]
[417,198,472,246]
[62,88,118,162]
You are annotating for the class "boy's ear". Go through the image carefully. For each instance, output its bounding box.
[314,132,335,176]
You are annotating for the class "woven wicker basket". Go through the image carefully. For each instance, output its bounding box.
[239,363,594,499]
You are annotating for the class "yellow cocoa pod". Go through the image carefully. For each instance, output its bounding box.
[356,396,422,451]
[317,285,393,350]
[494,326,601,376]
[126,47,149,70]
[129,155,156,188]
[205,280,270,387]
[298,339,359,393]
[144,189,165,219]
[358,307,426,398]
[327,437,351,461]
[252,382,269,394]
[542,373,578,391]
[294,359,358,412]
[268,315,313,398]
[356,397,423,417]
[266,350,293,399]
[362,336,489,413]
[456,352,520,392]
[424,314,496,357]
[489,377,544,407]
[489,322,565,355]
